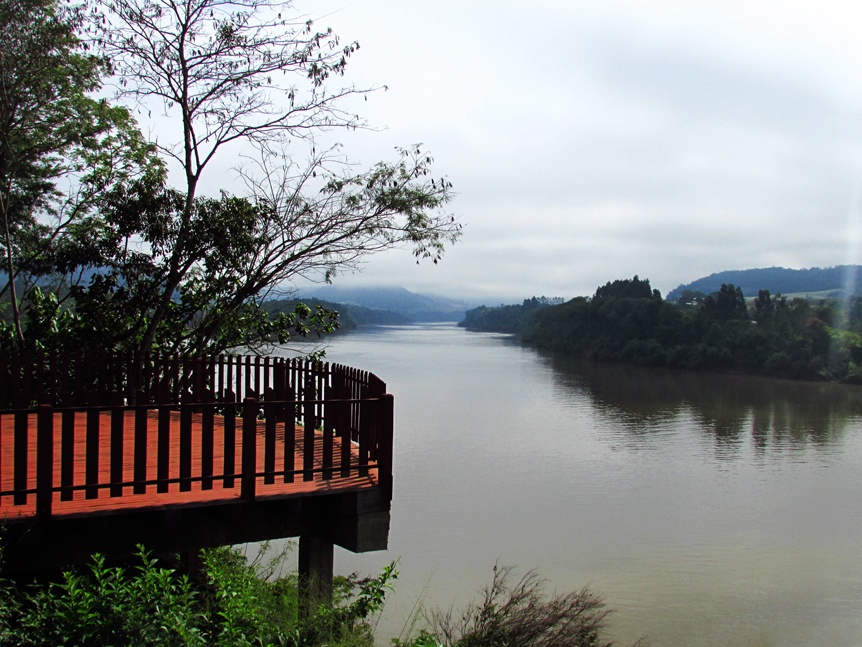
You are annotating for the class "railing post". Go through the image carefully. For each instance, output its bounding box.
[331,370,349,478]
[179,401,193,492]
[13,402,28,505]
[36,404,54,519]
[378,394,394,498]
[358,384,370,477]
[133,396,148,494]
[60,408,75,501]
[241,396,258,501]
[303,374,316,482]
[322,372,334,480]
[201,394,215,491]
[110,394,125,497]
[222,389,237,489]
[154,402,171,496]
[263,387,277,485]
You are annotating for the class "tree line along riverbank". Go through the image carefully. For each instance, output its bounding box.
[460,276,862,383]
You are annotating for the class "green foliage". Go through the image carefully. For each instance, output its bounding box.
[702,284,746,322]
[0,0,162,345]
[0,0,160,221]
[297,562,398,647]
[392,630,445,647]
[1,0,460,356]
[201,546,297,646]
[460,297,563,334]
[0,546,396,647]
[5,550,202,646]
[504,278,862,383]
[594,276,661,301]
[0,547,637,647]
[266,298,408,329]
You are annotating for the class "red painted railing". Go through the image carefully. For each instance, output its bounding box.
[0,353,394,520]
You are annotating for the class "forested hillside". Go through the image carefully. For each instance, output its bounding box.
[265,298,407,332]
[459,297,563,333]
[297,286,476,322]
[465,277,862,383]
[667,266,862,301]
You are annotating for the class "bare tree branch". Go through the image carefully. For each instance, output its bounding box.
[94,0,386,352]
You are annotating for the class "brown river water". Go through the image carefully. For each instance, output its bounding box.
[276,322,862,646]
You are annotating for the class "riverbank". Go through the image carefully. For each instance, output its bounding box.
[462,283,862,384]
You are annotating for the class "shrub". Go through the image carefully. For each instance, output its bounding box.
[402,565,646,647]
[0,545,395,647]
[6,550,203,647]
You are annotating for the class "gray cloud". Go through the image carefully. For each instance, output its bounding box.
[252,1,862,301]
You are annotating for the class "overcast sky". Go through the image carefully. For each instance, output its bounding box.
[214,0,862,302]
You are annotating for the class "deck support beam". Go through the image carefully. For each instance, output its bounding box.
[298,534,334,616]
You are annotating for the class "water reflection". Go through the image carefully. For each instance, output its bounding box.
[323,326,862,647]
[540,351,862,454]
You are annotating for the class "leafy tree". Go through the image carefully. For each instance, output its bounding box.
[702,284,747,322]
[4,0,461,354]
[460,296,563,334]
[0,0,161,347]
[593,276,661,300]
[510,277,862,382]
[847,296,862,332]
[752,289,775,324]
[83,0,460,354]
[52,146,457,355]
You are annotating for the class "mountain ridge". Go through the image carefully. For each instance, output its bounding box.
[667,265,862,301]
[295,285,485,322]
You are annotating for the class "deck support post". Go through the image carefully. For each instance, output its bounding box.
[298,534,334,617]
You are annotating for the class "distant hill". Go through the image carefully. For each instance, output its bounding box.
[667,266,862,301]
[265,297,408,329]
[295,285,481,322]
[459,296,566,333]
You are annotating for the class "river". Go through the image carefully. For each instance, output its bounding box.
[292,322,862,646]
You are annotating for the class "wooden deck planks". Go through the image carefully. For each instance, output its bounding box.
[0,410,378,523]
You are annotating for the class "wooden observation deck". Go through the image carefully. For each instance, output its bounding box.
[0,351,393,577]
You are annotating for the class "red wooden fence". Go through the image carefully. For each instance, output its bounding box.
[0,353,394,520]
